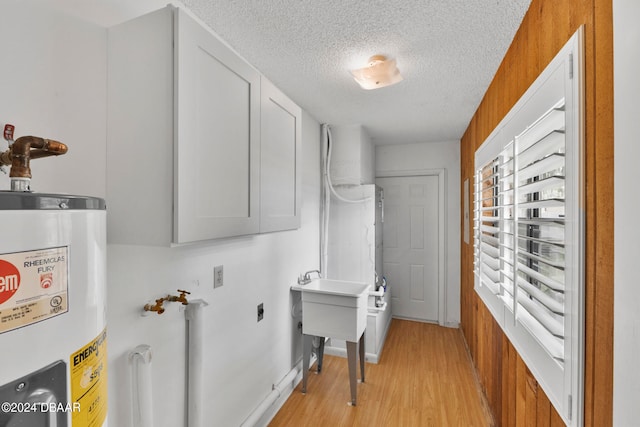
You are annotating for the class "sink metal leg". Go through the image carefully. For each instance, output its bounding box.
[359,332,365,383]
[346,340,358,406]
[302,334,312,394]
[317,336,325,373]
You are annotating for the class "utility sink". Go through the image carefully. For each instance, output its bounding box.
[292,278,369,406]
[292,278,369,342]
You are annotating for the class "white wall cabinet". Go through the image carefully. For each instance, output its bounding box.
[108,6,266,244]
[260,78,302,232]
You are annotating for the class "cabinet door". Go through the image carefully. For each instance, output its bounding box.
[174,8,260,243]
[260,78,302,232]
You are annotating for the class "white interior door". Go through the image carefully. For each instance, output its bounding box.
[377,175,440,322]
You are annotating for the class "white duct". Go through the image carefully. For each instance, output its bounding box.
[185,299,209,427]
[320,124,372,278]
[240,366,300,427]
[323,125,372,204]
[130,345,153,427]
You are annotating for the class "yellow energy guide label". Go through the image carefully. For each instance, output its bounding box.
[70,328,108,427]
[0,246,68,334]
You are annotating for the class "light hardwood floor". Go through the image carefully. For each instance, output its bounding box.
[269,319,493,427]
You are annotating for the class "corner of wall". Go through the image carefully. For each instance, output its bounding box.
[360,127,375,184]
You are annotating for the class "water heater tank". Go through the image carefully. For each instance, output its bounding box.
[0,192,107,427]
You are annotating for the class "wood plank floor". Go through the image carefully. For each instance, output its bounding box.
[269,319,493,427]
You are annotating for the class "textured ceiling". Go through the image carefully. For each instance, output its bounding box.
[182,0,531,144]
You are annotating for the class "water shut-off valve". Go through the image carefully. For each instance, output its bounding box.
[0,123,68,191]
[143,290,191,315]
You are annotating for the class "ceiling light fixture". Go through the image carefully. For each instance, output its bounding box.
[350,55,403,90]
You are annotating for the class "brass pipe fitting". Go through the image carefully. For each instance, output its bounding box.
[143,298,166,315]
[143,290,190,315]
[167,289,190,305]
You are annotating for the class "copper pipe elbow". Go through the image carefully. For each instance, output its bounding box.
[9,136,68,179]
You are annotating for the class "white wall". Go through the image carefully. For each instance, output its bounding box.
[375,141,461,325]
[0,0,181,197]
[31,0,174,27]
[1,2,322,426]
[0,0,107,197]
[107,110,320,426]
[360,128,375,184]
[613,0,640,424]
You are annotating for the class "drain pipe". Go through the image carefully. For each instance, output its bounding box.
[240,366,300,427]
[185,299,208,427]
[129,345,154,427]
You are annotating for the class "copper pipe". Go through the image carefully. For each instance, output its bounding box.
[8,136,68,179]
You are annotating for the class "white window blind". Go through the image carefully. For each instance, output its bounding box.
[473,28,584,426]
[514,99,567,361]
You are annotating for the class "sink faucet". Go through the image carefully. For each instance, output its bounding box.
[298,270,321,285]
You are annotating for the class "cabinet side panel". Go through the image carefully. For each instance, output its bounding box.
[107,7,174,246]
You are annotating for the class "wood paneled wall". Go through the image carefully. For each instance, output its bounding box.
[459,0,613,425]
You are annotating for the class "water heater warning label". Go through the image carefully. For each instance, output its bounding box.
[70,328,108,427]
[0,246,68,334]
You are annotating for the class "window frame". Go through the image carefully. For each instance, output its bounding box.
[473,27,584,425]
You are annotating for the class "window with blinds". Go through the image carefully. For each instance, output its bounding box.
[514,100,567,362]
[473,28,584,426]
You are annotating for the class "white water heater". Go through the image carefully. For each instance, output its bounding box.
[0,192,107,427]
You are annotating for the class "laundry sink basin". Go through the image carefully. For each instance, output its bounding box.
[292,279,369,341]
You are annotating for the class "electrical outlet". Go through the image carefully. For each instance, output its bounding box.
[214,265,223,288]
[257,303,264,322]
